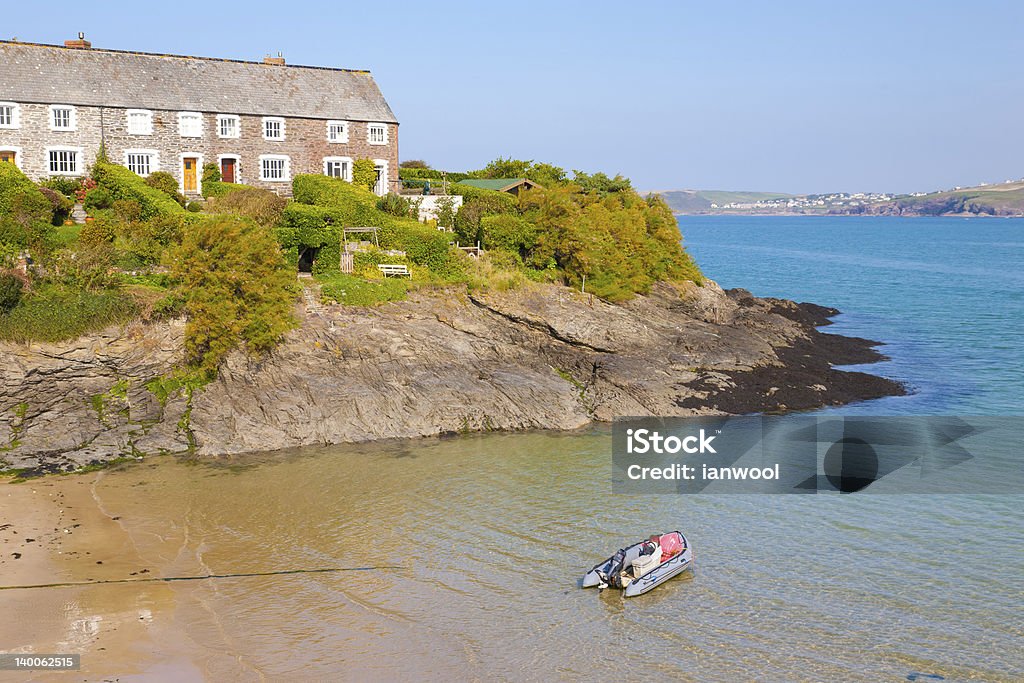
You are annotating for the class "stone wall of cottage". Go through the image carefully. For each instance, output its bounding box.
[0,103,399,197]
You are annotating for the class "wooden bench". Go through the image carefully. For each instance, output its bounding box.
[378,264,411,278]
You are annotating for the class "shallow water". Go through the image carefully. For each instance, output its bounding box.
[7,216,1024,680]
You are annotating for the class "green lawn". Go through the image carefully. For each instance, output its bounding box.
[0,285,137,343]
[314,273,408,306]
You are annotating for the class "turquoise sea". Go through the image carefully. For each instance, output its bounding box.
[680,215,1024,415]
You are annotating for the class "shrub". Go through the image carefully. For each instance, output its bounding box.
[165,216,298,374]
[204,187,287,226]
[144,171,186,205]
[201,180,245,198]
[201,163,221,184]
[452,187,517,246]
[50,241,120,290]
[39,176,81,198]
[186,201,203,213]
[84,187,113,211]
[352,158,377,191]
[0,272,23,313]
[91,161,185,219]
[78,217,116,245]
[377,192,411,217]
[112,199,143,223]
[399,160,430,169]
[38,187,74,224]
[480,214,538,255]
[0,284,136,343]
[0,164,53,223]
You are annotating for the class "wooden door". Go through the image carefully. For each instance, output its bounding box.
[221,158,236,184]
[183,157,198,192]
[0,150,15,165]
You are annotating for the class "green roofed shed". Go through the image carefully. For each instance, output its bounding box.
[457,178,542,195]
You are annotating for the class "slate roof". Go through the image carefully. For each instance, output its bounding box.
[0,41,398,124]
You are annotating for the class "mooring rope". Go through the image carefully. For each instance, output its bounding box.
[0,566,405,591]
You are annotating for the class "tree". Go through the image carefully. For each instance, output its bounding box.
[353,158,377,191]
[165,216,297,375]
[400,159,430,169]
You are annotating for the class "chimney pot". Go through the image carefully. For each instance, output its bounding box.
[263,53,285,66]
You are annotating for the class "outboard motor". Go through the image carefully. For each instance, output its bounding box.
[607,548,628,589]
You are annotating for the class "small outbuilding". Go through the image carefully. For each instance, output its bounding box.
[457,178,542,195]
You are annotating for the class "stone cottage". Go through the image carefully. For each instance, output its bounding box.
[0,36,399,197]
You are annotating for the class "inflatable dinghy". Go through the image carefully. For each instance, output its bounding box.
[582,531,692,597]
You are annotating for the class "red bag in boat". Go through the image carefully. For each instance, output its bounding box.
[659,532,684,557]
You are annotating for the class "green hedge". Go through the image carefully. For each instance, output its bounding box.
[291,175,464,278]
[399,168,473,184]
[448,182,518,210]
[92,161,185,219]
[201,181,246,198]
[0,163,52,222]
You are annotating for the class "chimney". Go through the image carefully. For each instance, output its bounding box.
[263,52,285,66]
[65,32,91,49]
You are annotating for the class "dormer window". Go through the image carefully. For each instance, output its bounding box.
[127,109,153,135]
[0,102,20,129]
[367,123,387,145]
[49,105,77,131]
[263,117,285,140]
[178,112,203,138]
[326,120,349,143]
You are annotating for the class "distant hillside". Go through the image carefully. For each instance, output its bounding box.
[657,190,795,214]
[876,182,1024,217]
[655,180,1024,216]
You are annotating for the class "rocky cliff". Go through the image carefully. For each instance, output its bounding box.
[0,281,903,474]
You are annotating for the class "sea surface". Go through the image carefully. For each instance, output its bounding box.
[10,217,1024,680]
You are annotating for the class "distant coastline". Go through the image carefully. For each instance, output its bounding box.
[656,180,1024,218]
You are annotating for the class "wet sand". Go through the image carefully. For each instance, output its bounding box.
[0,474,203,681]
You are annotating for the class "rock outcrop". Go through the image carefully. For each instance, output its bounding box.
[0,281,904,474]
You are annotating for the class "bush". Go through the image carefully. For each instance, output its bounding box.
[84,187,113,211]
[92,161,185,219]
[38,187,74,224]
[352,158,377,191]
[78,217,116,245]
[480,214,538,255]
[204,187,287,226]
[201,163,221,184]
[165,216,298,374]
[144,171,186,205]
[399,160,430,169]
[186,201,203,213]
[377,192,411,217]
[0,164,52,224]
[201,180,245,198]
[0,272,23,313]
[0,284,136,343]
[39,176,81,198]
[112,199,143,223]
[49,241,120,290]
[452,186,517,245]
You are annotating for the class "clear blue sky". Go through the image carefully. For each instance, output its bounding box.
[4,1,1022,193]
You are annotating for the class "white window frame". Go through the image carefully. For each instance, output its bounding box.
[124,149,159,177]
[259,154,290,182]
[262,116,286,141]
[126,109,153,136]
[326,120,349,144]
[372,159,389,196]
[49,105,77,132]
[177,111,203,138]
[217,154,242,184]
[0,102,21,129]
[367,123,388,145]
[0,146,23,170]
[323,156,353,181]
[178,152,205,195]
[45,146,84,176]
[217,114,241,139]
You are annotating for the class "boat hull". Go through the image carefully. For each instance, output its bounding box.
[582,531,693,597]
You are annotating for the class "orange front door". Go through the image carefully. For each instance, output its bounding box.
[183,157,198,192]
[0,150,15,165]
